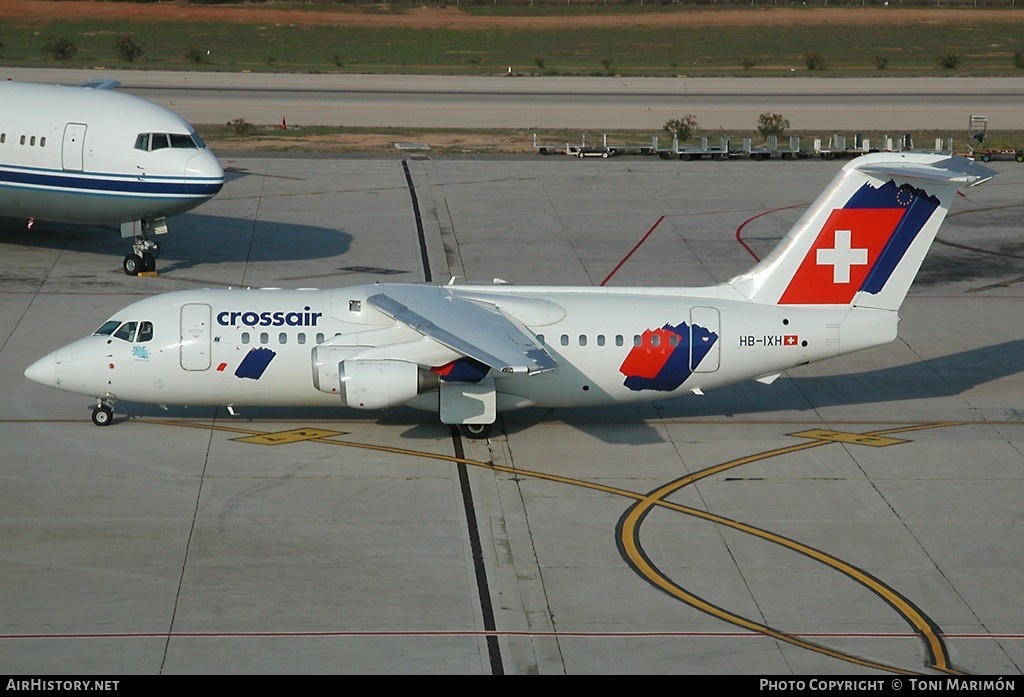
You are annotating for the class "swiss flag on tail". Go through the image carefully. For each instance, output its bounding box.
[778,208,907,304]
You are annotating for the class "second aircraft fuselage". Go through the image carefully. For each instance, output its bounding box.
[0,81,224,225]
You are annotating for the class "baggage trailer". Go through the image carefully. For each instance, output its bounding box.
[533,133,655,158]
[964,115,1024,163]
[654,135,736,161]
[742,135,812,161]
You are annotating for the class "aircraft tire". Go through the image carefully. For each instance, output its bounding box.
[142,252,157,273]
[91,406,113,427]
[459,423,493,440]
[123,254,143,276]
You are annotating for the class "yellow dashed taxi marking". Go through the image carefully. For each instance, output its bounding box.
[232,427,348,445]
[789,429,909,447]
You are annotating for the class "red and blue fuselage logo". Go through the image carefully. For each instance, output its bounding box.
[619,322,718,392]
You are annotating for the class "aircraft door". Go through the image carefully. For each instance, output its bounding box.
[62,123,87,172]
[180,303,212,371]
[690,307,720,372]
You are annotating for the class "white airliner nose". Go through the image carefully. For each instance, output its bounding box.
[24,351,58,387]
[185,150,225,197]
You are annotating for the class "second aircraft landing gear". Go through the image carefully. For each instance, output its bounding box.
[121,218,165,276]
[123,249,157,275]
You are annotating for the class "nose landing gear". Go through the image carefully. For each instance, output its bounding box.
[91,399,115,426]
[121,218,165,276]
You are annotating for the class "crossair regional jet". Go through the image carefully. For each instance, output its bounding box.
[0,79,224,275]
[24,153,995,438]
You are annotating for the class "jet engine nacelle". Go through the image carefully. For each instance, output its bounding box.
[312,348,440,409]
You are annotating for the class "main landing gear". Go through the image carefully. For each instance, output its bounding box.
[91,399,115,426]
[459,423,493,440]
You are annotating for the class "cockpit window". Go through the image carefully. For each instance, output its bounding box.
[94,320,121,336]
[113,322,138,342]
[97,321,153,342]
[170,133,197,148]
[135,132,204,152]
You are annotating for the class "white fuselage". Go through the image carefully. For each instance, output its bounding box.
[26,285,898,415]
[0,81,223,225]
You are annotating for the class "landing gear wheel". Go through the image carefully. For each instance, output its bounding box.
[141,252,156,273]
[459,423,493,440]
[92,405,114,427]
[123,254,143,276]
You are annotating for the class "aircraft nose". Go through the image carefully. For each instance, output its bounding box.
[24,351,58,387]
[185,150,225,197]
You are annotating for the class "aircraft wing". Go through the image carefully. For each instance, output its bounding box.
[366,286,557,375]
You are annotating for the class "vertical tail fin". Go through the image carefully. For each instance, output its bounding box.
[728,153,996,310]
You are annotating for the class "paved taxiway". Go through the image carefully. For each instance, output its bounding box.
[6,68,1024,131]
[1,153,1023,675]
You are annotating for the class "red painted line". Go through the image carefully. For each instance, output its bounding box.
[735,203,807,262]
[600,215,665,286]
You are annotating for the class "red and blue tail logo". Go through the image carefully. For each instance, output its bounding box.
[779,180,939,305]
[619,322,718,392]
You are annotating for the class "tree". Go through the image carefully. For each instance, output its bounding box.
[804,50,824,70]
[114,34,143,63]
[663,115,699,142]
[44,36,77,61]
[757,113,790,139]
